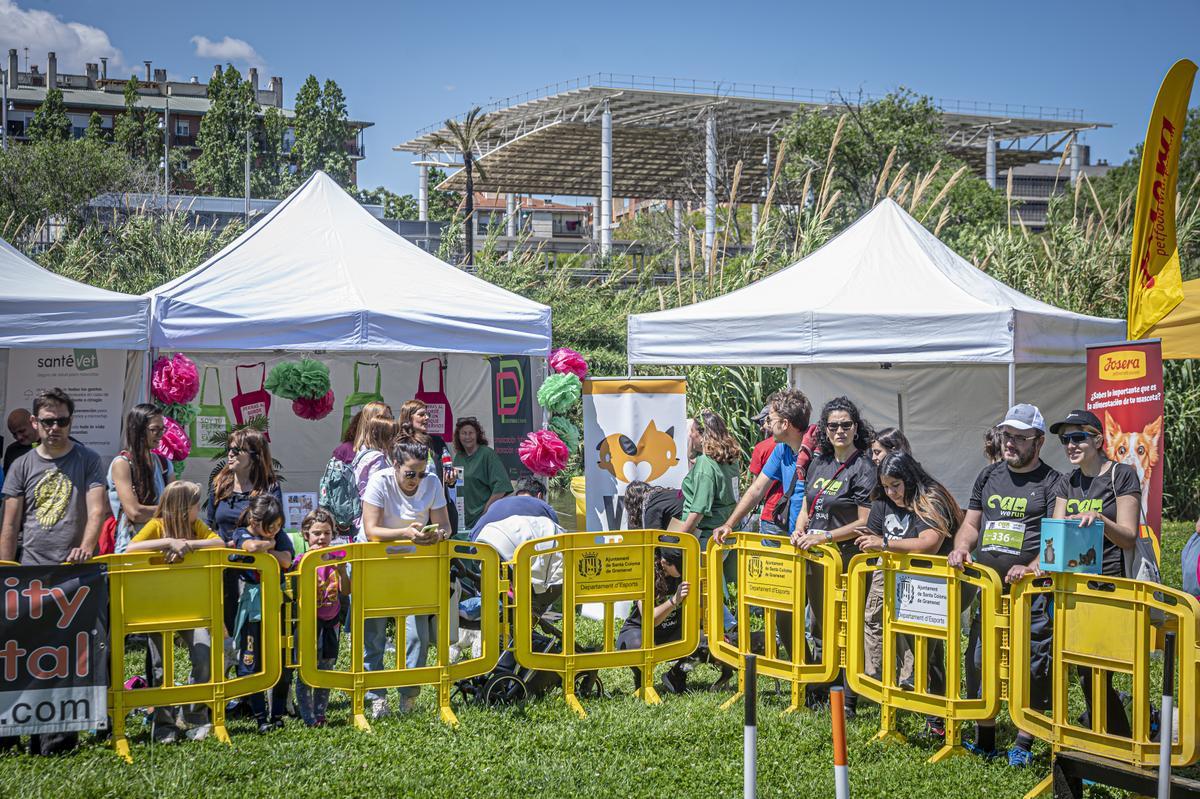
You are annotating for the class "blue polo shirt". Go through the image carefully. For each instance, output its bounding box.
[761,443,805,533]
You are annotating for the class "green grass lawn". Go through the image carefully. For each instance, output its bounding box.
[0,522,1194,798]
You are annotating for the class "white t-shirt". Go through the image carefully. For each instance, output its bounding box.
[475,516,563,592]
[358,468,447,542]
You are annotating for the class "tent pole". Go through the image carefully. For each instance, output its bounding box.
[1007,361,1015,409]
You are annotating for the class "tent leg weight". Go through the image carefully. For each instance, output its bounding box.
[1052,752,1200,799]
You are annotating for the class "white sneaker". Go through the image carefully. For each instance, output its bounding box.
[152,728,179,744]
[397,696,417,714]
[369,697,391,720]
[185,724,212,741]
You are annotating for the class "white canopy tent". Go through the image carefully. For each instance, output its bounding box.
[627,199,1125,498]
[0,236,149,461]
[149,170,551,355]
[147,171,553,495]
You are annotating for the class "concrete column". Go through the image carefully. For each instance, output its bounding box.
[705,110,717,259]
[673,201,682,245]
[418,156,429,222]
[985,127,997,189]
[506,192,517,238]
[751,203,759,247]
[593,196,601,240]
[600,100,612,257]
[47,52,56,90]
[1069,138,1081,185]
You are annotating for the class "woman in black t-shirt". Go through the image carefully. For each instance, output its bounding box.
[855,451,961,734]
[616,546,690,692]
[1049,410,1140,738]
[625,480,685,531]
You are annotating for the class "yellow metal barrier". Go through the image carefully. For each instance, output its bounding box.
[706,533,843,714]
[1011,572,1200,795]
[512,529,700,717]
[98,549,281,762]
[295,540,502,730]
[844,552,1005,762]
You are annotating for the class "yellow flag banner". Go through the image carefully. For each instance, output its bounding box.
[1127,59,1197,341]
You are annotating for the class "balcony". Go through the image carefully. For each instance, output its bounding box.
[172,133,197,148]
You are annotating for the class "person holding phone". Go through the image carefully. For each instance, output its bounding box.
[360,439,451,718]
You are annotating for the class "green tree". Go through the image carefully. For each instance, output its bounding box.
[113,77,161,168]
[355,186,418,219]
[0,139,150,240]
[426,167,457,222]
[253,105,289,198]
[192,64,257,196]
[27,87,71,143]
[428,107,496,264]
[289,75,354,188]
[85,112,106,143]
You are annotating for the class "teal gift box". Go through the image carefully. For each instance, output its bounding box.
[1038,518,1104,574]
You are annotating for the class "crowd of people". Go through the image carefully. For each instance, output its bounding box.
[0,388,535,752]
[621,387,1146,768]
[0,382,1169,765]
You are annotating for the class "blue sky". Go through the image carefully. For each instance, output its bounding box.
[3,0,1198,197]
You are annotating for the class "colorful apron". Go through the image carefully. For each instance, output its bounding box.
[232,362,272,440]
[191,366,231,457]
[414,357,453,439]
[341,361,384,435]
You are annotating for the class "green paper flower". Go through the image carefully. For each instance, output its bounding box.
[266,359,331,400]
[156,401,197,428]
[548,416,580,454]
[537,373,582,415]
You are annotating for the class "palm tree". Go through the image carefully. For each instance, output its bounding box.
[429,107,496,265]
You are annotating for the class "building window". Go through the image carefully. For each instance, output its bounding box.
[175,119,190,137]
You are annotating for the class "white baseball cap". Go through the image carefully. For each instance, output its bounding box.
[1000,403,1045,432]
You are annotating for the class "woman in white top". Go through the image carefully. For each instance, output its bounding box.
[351,417,399,534]
[359,440,450,718]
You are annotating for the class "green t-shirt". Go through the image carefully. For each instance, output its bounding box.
[453,445,513,528]
[681,454,739,533]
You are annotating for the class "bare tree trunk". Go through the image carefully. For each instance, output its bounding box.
[464,156,475,265]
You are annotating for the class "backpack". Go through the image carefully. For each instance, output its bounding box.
[318,456,360,534]
[1183,531,1200,598]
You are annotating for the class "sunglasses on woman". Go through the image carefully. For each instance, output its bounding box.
[1058,432,1093,445]
[826,421,855,431]
[228,446,258,457]
[400,469,421,479]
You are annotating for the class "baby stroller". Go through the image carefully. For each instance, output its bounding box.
[452,560,603,706]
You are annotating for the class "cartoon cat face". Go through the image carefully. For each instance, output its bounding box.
[596,420,679,483]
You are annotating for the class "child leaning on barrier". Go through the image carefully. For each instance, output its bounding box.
[292,508,349,727]
[231,494,295,733]
[854,451,959,738]
[126,481,225,743]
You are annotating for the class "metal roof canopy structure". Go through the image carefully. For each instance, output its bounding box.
[395,73,1108,201]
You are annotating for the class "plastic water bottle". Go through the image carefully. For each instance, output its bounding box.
[443,453,464,534]
[454,469,466,535]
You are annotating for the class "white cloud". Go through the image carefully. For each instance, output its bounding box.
[444,84,456,92]
[191,35,265,73]
[0,0,126,76]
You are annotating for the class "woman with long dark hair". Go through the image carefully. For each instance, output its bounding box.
[677,410,740,544]
[625,480,684,531]
[616,546,691,693]
[398,398,458,533]
[107,403,172,552]
[854,451,960,734]
[869,426,912,466]
[452,417,512,530]
[793,396,876,715]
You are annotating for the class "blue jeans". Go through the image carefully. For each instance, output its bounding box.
[759,520,784,536]
[363,615,437,702]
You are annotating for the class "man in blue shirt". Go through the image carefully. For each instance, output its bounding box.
[469,476,558,540]
[714,388,813,542]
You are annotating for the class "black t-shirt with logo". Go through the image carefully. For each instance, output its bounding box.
[1051,461,1141,576]
[968,460,1061,581]
[805,451,875,563]
[641,488,685,531]
[865,497,952,555]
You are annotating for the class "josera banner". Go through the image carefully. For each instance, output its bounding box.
[489,355,536,481]
[0,564,109,736]
[582,377,688,531]
[1085,340,1164,542]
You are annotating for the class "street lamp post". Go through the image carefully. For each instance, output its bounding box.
[2,69,8,151]
[244,128,251,225]
[162,89,170,197]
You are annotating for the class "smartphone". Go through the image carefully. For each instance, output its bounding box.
[421,524,440,534]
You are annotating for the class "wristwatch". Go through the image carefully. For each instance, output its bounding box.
[824,531,833,543]
[881,537,889,551]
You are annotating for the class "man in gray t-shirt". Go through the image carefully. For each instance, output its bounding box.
[1,389,105,566]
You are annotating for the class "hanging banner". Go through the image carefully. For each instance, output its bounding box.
[4,348,127,462]
[582,377,688,531]
[1085,340,1164,542]
[489,356,536,481]
[1126,59,1196,341]
[415,357,454,440]
[0,564,109,736]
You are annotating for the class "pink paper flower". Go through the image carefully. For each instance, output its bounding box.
[293,389,335,421]
[518,429,570,476]
[151,353,200,405]
[549,347,588,381]
[152,415,191,462]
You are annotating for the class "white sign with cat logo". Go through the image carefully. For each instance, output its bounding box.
[893,574,948,627]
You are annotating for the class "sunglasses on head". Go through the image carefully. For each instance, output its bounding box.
[228,446,257,457]
[1058,431,1094,445]
[37,416,71,428]
[826,421,855,431]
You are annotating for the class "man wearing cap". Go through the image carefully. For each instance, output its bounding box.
[747,406,786,535]
[948,403,1060,766]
